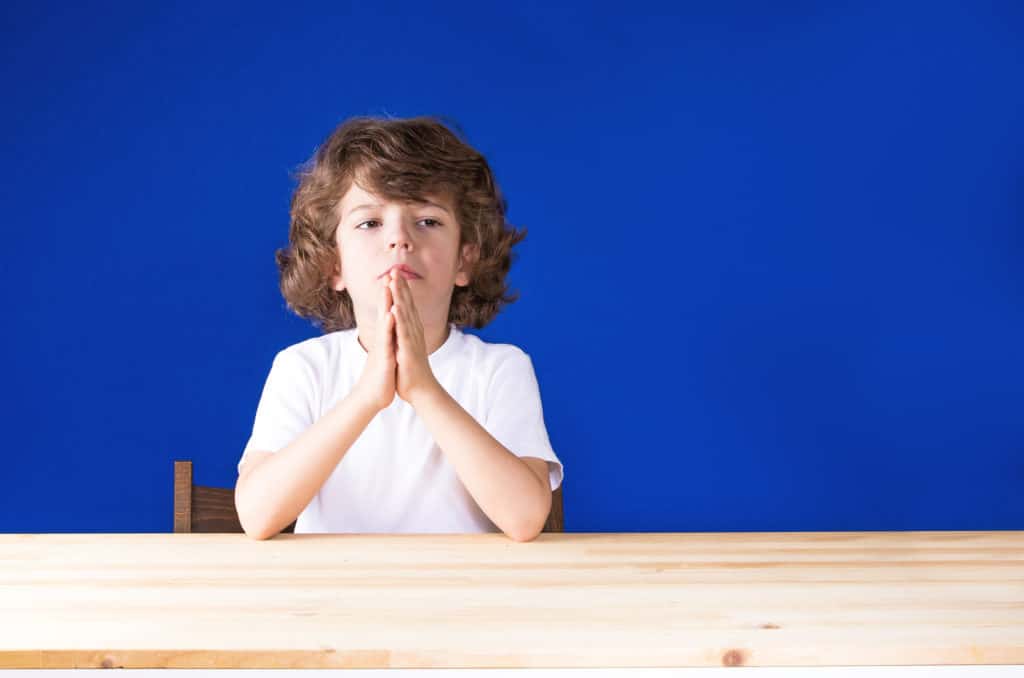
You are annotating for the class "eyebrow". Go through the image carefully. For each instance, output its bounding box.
[346,201,453,220]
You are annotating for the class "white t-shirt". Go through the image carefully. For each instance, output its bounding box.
[238,323,564,534]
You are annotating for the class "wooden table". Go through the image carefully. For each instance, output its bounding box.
[0,531,1021,669]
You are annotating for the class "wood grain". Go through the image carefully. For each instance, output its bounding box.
[0,531,1020,668]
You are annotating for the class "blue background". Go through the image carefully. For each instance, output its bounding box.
[2,2,1021,533]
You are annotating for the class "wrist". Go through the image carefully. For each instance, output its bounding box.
[350,382,385,414]
[409,378,445,410]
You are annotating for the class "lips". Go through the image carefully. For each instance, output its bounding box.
[379,264,421,280]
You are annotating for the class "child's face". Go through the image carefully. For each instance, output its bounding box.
[331,181,476,331]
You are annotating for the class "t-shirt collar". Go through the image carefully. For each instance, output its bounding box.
[427,322,460,367]
[348,322,460,368]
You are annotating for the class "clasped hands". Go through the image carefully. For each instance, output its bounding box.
[355,268,442,412]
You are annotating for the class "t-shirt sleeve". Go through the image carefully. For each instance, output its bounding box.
[237,349,318,475]
[483,349,564,491]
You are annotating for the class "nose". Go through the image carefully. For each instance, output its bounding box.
[386,219,413,253]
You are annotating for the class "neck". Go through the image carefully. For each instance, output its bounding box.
[357,318,451,357]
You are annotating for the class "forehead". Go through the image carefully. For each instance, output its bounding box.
[336,181,454,219]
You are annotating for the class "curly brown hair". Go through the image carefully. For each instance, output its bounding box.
[276,115,528,333]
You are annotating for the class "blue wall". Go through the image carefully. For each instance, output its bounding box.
[3,2,1021,533]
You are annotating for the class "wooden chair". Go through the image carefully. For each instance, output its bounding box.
[174,460,295,534]
[174,460,564,534]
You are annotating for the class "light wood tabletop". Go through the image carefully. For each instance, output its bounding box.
[0,531,1021,669]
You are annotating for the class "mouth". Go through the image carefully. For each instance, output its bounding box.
[379,264,422,280]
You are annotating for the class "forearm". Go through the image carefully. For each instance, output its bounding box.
[412,385,551,542]
[236,389,380,540]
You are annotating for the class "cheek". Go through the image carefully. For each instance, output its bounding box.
[338,247,366,279]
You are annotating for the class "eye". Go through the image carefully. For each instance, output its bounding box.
[355,218,442,230]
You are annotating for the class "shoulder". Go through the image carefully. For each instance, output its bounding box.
[270,329,354,377]
[457,331,535,384]
[459,330,529,362]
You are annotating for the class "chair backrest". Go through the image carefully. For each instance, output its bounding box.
[174,460,564,534]
[174,460,295,533]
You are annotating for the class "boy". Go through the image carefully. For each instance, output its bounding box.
[234,116,564,541]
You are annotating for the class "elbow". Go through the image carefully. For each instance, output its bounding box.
[238,510,282,541]
[508,527,542,543]
[506,508,548,543]
[235,485,280,541]
[245,526,279,541]
[239,509,281,540]
[238,513,275,541]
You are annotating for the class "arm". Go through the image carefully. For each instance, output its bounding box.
[235,388,380,540]
[411,386,552,542]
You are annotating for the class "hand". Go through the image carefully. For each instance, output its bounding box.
[354,273,397,412]
[389,269,441,407]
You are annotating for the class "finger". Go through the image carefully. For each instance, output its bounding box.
[389,276,421,350]
[392,293,403,329]
[392,281,410,331]
[398,274,415,309]
[390,276,402,307]
[381,282,395,354]
[393,286,415,336]
[398,280,419,327]
[377,280,386,344]
[380,316,392,356]
[400,286,421,337]
[393,299,408,347]
[386,311,395,358]
[379,278,389,320]
[395,272,411,297]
